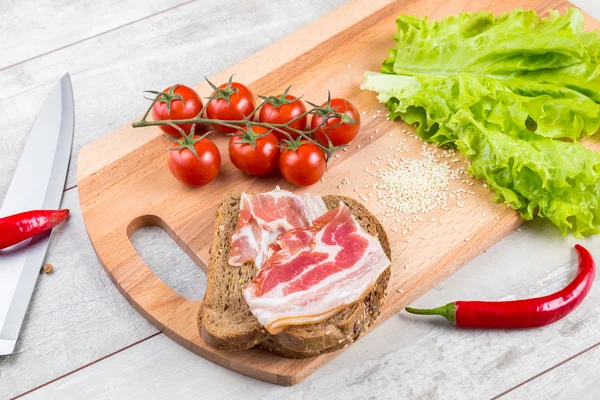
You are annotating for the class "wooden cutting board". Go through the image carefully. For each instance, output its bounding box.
[78,0,600,386]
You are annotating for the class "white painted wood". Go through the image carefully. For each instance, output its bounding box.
[2,0,600,398]
[17,217,600,399]
[502,346,600,400]
[0,0,349,203]
[0,0,188,69]
[0,189,156,399]
[130,226,207,300]
[0,188,208,398]
[0,1,348,396]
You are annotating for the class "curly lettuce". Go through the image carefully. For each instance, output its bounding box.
[362,8,600,237]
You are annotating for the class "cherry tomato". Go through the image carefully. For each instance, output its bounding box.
[258,94,307,141]
[229,127,280,176]
[311,98,361,147]
[151,85,203,138]
[279,141,326,187]
[206,81,255,133]
[167,136,221,186]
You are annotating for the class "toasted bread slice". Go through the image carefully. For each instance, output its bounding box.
[199,193,391,357]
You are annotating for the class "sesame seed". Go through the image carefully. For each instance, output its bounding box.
[402,230,407,235]
[354,187,359,192]
[347,64,352,68]
[406,239,412,243]
[465,237,471,242]
[478,219,484,223]
[495,216,500,220]
[397,289,404,293]
[382,218,387,222]
[329,78,334,82]
[375,129,380,134]
[432,229,437,234]
[337,184,342,189]
[404,264,410,269]
[388,133,393,137]
[320,177,325,182]
[362,111,367,115]
[357,144,361,149]
[335,154,340,158]
[453,225,459,230]
[342,148,348,152]
[372,115,377,119]
[516,228,522,232]
[371,146,457,216]
[392,227,398,232]
[369,135,374,140]
[421,236,428,240]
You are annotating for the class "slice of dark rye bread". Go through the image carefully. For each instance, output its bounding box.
[198,192,392,358]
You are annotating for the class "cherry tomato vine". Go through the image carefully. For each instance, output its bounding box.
[132,76,358,162]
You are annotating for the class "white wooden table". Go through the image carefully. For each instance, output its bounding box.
[2,1,600,398]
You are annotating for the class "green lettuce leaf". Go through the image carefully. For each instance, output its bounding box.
[362,8,600,237]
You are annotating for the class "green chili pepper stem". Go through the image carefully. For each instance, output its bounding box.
[405,303,457,325]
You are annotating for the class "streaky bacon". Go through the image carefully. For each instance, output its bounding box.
[228,188,327,269]
[244,202,391,334]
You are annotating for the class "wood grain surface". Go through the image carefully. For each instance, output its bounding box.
[20,216,600,399]
[77,0,600,386]
[3,0,600,398]
[1,0,350,397]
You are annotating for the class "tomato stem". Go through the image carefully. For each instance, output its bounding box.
[163,123,209,160]
[133,76,355,161]
[206,75,238,106]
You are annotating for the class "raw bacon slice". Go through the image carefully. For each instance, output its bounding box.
[243,202,391,334]
[228,188,328,269]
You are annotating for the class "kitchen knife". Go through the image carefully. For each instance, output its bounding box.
[0,73,74,355]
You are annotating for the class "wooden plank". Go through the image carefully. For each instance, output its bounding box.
[0,189,155,399]
[0,188,209,399]
[2,0,600,397]
[0,1,350,397]
[501,345,600,399]
[0,0,349,203]
[18,221,600,398]
[0,0,188,69]
[77,0,599,385]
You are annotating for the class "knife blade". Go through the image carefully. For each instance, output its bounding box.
[0,73,74,355]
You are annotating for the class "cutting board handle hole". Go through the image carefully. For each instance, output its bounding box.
[128,215,207,301]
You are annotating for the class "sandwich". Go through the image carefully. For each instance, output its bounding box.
[198,188,392,358]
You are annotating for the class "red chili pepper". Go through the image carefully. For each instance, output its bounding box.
[0,210,70,250]
[405,244,595,328]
